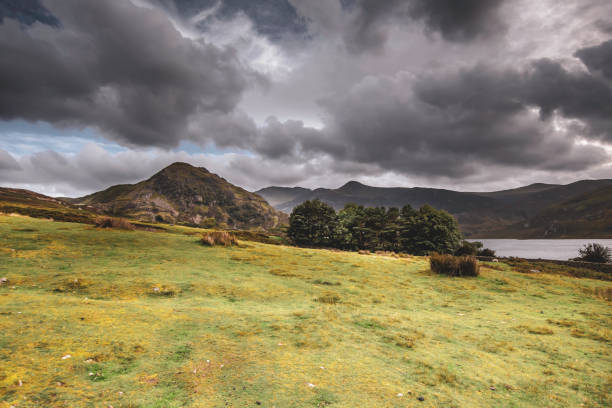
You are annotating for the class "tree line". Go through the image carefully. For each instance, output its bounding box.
[287,199,463,255]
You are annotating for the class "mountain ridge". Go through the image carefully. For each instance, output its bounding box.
[256,179,612,238]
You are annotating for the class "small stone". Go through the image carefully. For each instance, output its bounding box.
[320,366,325,370]
[418,396,425,401]
[397,393,403,397]
[307,383,316,388]
[18,379,23,387]
[255,402,261,405]
[61,354,71,360]
[89,372,94,376]
[0,277,8,285]
[153,287,160,292]
[118,391,124,396]
[490,386,496,391]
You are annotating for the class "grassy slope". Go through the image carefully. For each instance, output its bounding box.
[0,215,610,408]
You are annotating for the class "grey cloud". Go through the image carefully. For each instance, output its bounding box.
[409,0,506,42]
[523,59,612,142]
[575,39,612,80]
[343,0,507,53]
[343,0,408,53]
[0,0,248,148]
[0,148,21,170]
[279,58,611,177]
[0,144,345,197]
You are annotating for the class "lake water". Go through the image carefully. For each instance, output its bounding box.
[472,239,612,261]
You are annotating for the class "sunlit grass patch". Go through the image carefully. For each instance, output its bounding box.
[0,215,611,407]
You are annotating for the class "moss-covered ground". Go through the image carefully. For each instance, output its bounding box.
[0,215,610,407]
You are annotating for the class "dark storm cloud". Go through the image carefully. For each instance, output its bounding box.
[409,0,506,42]
[343,0,506,52]
[268,56,611,177]
[0,0,248,148]
[575,39,612,80]
[524,58,612,143]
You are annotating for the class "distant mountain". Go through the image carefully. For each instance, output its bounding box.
[74,162,286,229]
[254,186,312,207]
[257,179,612,238]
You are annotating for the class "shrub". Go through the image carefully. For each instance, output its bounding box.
[478,248,497,257]
[200,231,238,246]
[94,216,135,230]
[576,243,611,263]
[455,240,483,256]
[430,253,480,277]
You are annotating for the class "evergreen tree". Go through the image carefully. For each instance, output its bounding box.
[399,205,462,255]
[288,199,338,246]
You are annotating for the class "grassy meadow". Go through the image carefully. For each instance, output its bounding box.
[0,215,610,407]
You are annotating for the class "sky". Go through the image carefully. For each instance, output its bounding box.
[0,0,611,197]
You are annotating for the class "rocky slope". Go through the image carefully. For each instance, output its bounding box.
[75,162,286,229]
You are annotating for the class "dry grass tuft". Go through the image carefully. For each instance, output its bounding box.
[547,319,576,327]
[430,254,480,277]
[94,216,135,230]
[200,231,238,246]
[515,325,554,335]
[570,328,610,342]
[384,332,421,348]
[585,286,612,301]
[316,293,341,304]
[269,268,298,277]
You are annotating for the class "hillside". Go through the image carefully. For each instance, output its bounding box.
[74,162,286,230]
[524,185,612,238]
[0,187,98,224]
[0,215,610,407]
[257,179,612,238]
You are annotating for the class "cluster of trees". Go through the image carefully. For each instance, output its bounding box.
[287,199,463,255]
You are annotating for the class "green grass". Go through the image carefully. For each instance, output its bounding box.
[0,215,610,407]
